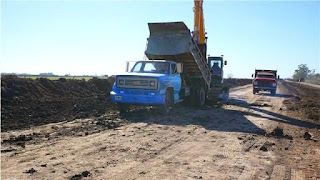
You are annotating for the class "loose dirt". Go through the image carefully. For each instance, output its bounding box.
[1,80,319,179]
[1,75,115,131]
[281,81,320,122]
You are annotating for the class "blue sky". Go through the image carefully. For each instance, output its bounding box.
[1,1,319,78]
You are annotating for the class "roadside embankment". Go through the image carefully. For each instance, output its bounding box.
[1,75,115,131]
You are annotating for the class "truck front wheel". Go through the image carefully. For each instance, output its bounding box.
[163,90,173,115]
[117,103,129,114]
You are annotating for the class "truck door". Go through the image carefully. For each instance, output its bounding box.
[170,63,182,101]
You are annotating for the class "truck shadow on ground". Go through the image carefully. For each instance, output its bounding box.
[121,106,266,135]
[257,92,293,98]
[120,96,319,135]
[227,98,320,129]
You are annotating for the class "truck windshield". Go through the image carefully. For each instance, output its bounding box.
[210,60,222,68]
[131,62,169,74]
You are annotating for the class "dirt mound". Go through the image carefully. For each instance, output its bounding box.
[282,82,320,122]
[223,78,252,88]
[1,75,116,131]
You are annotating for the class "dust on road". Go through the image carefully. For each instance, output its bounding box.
[1,81,319,179]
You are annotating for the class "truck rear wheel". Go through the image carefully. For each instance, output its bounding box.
[195,87,206,107]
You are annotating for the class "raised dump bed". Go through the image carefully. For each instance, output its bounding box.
[145,22,211,87]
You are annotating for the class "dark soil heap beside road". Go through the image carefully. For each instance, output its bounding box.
[223,78,252,88]
[1,75,115,131]
[282,81,320,122]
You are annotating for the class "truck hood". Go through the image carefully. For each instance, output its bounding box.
[115,72,168,78]
[254,78,276,82]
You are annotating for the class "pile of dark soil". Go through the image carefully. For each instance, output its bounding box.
[223,78,252,88]
[1,75,116,131]
[282,82,320,122]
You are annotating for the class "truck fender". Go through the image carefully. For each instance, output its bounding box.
[159,81,172,94]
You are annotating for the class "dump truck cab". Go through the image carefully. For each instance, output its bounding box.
[252,69,278,95]
[110,60,183,114]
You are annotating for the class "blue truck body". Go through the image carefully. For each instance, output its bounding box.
[110,62,182,106]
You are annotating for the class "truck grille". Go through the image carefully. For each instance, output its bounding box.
[257,81,272,87]
[117,77,158,90]
[125,79,149,86]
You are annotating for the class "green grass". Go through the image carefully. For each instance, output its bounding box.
[16,76,109,81]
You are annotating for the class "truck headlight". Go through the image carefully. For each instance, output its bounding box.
[253,81,258,85]
[150,80,155,87]
[118,79,124,85]
[272,83,276,87]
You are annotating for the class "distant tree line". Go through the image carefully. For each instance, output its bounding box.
[293,64,320,84]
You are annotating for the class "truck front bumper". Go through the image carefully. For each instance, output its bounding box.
[110,88,165,105]
[254,86,276,91]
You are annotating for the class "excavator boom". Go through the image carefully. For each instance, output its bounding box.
[194,0,206,44]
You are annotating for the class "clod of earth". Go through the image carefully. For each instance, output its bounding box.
[304,132,312,140]
[303,132,317,141]
[249,103,272,107]
[81,171,91,177]
[194,175,203,179]
[271,127,283,136]
[259,146,268,152]
[1,148,16,153]
[266,127,293,139]
[24,168,37,174]
[70,171,91,180]
[259,141,275,152]
[70,174,82,180]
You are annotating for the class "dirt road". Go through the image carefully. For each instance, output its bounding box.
[1,81,319,179]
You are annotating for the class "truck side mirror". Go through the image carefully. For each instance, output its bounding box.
[252,74,254,78]
[278,75,280,79]
[177,63,183,73]
[126,62,129,72]
[224,61,227,65]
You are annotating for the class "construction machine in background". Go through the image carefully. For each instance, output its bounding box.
[208,56,229,100]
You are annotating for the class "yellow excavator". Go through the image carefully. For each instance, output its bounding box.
[193,0,229,100]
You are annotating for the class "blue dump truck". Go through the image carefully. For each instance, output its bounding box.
[110,22,228,114]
